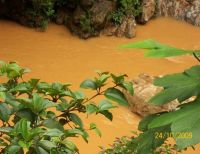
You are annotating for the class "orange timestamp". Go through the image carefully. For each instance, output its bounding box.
[154,132,193,139]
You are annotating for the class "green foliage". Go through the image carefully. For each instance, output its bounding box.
[0,61,133,153]
[25,0,55,30]
[109,0,141,25]
[80,12,94,34]
[118,0,141,15]
[102,40,200,154]
[109,9,125,25]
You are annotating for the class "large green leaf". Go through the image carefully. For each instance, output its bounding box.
[119,39,195,58]
[104,88,128,106]
[12,119,30,140]
[15,108,36,123]
[131,125,171,154]
[149,65,200,105]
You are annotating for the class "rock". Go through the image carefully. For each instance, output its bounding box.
[115,15,136,38]
[101,24,118,36]
[73,6,86,25]
[136,0,156,24]
[125,15,137,38]
[81,0,94,9]
[55,9,69,25]
[0,1,7,17]
[90,0,114,29]
[124,74,179,117]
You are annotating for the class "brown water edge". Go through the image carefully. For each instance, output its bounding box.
[0,17,200,154]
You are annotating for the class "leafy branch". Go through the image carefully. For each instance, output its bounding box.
[0,61,133,154]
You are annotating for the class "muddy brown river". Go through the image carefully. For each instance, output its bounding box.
[0,17,199,154]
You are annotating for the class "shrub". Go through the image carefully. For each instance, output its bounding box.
[110,0,141,25]
[109,9,125,25]
[0,61,133,153]
[80,12,94,33]
[117,0,141,16]
[25,0,55,30]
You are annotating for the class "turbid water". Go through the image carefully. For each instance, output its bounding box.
[0,17,199,154]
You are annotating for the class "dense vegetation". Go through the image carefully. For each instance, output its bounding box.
[100,40,200,154]
[0,61,133,153]
[109,0,141,25]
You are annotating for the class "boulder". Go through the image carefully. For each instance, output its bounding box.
[115,15,136,38]
[90,0,114,29]
[124,74,179,117]
[136,0,156,24]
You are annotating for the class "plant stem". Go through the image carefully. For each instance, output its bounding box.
[193,52,200,63]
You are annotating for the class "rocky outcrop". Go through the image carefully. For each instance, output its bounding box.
[156,0,200,26]
[102,15,136,38]
[90,0,114,29]
[1,0,200,38]
[137,0,200,26]
[124,74,179,117]
[65,0,117,39]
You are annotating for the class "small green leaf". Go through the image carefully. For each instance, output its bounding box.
[6,145,22,154]
[99,110,113,121]
[73,91,85,100]
[90,123,102,137]
[39,140,57,151]
[80,79,97,90]
[98,100,116,111]
[43,119,64,131]
[0,103,10,122]
[62,139,78,152]
[122,81,134,95]
[0,127,13,133]
[0,92,6,101]
[111,74,126,84]
[69,113,83,128]
[99,74,110,84]
[16,108,36,123]
[65,128,89,142]
[44,129,64,137]
[86,104,98,114]
[104,88,128,106]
